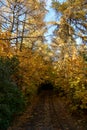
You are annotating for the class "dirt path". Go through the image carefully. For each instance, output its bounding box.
[8,91,87,130]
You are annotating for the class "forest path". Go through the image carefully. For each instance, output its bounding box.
[8,91,87,130]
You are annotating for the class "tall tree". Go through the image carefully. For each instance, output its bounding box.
[0,0,46,51]
[52,0,87,44]
[51,0,87,61]
[51,0,87,110]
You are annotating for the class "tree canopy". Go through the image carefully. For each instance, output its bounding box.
[0,0,87,129]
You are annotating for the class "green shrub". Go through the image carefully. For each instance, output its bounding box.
[0,56,25,130]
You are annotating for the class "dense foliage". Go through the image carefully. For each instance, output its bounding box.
[52,0,87,111]
[16,49,55,102]
[0,57,25,130]
[0,0,87,129]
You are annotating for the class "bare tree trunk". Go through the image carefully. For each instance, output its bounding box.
[20,13,27,51]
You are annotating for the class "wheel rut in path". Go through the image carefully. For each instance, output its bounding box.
[8,91,87,130]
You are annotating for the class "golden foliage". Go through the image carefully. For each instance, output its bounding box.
[15,49,54,98]
[0,31,13,57]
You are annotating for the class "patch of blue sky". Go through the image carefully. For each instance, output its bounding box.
[44,1,56,44]
[45,0,82,45]
[44,0,66,44]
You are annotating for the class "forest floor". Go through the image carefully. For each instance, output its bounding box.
[8,91,87,130]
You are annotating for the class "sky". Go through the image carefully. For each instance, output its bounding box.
[44,0,56,44]
[45,0,82,45]
[44,0,65,44]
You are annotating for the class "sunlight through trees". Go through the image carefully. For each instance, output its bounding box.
[0,0,87,129]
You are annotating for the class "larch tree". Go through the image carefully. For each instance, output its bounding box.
[52,0,87,59]
[0,0,47,51]
[51,0,87,110]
